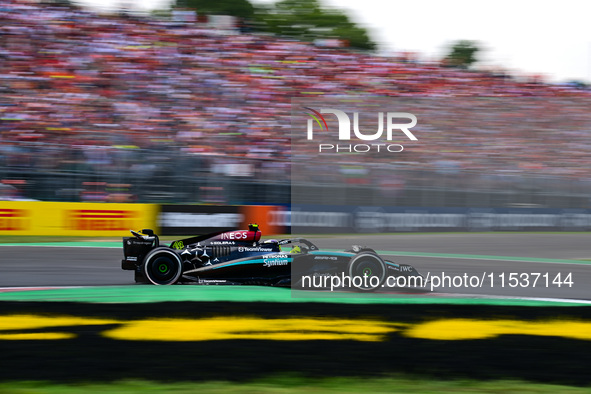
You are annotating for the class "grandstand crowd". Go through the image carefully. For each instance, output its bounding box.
[1,0,591,202]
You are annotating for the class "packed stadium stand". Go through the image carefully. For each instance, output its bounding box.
[1,0,590,207]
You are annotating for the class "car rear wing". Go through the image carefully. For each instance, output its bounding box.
[130,229,159,247]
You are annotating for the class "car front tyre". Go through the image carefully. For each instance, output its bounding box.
[347,253,386,292]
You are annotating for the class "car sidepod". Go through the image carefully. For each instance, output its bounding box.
[180,252,292,286]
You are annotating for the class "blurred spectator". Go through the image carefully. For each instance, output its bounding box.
[0,0,590,204]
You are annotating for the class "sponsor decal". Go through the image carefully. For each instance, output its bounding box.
[210,241,236,245]
[221,231,248,240]
[197,279,228,284]
[238,247,275,253]
[171,240,184,250]
[0,209,29,231]
[66,210,136,231]
[129,239,152,246]
[263,254,289,259]
[268,210,350,228]
[263,259,290,267]
[159,212,242,228]
[283,207,591,233]
[313,256,338,260]
[263,254,290,267]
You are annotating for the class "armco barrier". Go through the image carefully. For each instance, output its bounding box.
[6,202,588,236]
[159,205,287,236]
[0,201,158,236]
[280,206,591,233]
[0,202,286,237]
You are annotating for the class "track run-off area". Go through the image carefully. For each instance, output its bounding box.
[1,232,591,302]
[3,233,591,385]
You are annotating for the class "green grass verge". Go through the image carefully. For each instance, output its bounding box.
[1,376,590,393]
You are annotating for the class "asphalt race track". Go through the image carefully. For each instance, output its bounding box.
[2,233,591,300]
[3,233,591,386]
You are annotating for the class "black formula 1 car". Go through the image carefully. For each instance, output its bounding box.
[121,224,427,292]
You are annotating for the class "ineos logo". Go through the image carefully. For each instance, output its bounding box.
[221,231,248,240]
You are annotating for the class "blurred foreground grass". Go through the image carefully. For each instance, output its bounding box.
[1,377,590,393]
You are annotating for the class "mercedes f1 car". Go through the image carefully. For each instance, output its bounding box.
[121,224,427,291]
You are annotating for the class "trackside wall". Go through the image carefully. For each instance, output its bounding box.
[0,202,286,236]
[0,201,159,236]
[3,202,591,236]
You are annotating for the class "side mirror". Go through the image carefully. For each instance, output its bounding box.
[142,229,154,236]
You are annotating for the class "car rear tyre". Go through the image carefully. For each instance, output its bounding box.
[143,248,183,285]
[347,253,386,292]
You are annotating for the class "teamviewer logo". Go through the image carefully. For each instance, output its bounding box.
[303,107,418,153]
